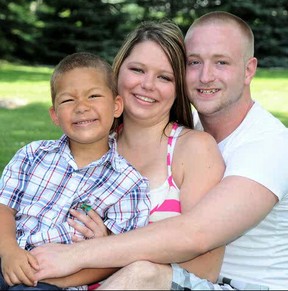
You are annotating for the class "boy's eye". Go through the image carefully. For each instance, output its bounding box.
[60,99,73,104]
[89,94,101,99]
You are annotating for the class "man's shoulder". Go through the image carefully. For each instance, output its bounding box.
[228,102,286,144]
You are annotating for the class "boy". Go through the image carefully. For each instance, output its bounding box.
[0,52,150,290]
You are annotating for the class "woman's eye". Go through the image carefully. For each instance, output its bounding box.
[130,67,143,73]
[159,75,172,82]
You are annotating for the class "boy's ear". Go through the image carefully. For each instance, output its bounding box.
[49,106,60,126]
[114,95,124,118]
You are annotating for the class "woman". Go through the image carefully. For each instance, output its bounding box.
[32,20,225,290]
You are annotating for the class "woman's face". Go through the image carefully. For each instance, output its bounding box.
[117,40,176,125]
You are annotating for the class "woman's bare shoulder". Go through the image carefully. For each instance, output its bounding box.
[177,128,218,151]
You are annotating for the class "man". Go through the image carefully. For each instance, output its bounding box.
[32,12,288,290]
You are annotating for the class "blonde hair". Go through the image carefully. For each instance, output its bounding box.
[113,20,193,129]
[186,11,254,61]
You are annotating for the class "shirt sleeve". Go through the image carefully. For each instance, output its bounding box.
[104,178,150,234]
[224,131,288,200]
[27,221,78,249]
[0,145,31,210]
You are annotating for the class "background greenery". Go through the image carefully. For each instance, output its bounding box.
[1,0,288,67]
[0,62,287,175]
[0,1,287,175]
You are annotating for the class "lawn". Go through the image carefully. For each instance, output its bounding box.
[252,68,288,126]
[0,61,287,175]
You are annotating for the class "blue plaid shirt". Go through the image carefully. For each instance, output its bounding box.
[0,134,150,250]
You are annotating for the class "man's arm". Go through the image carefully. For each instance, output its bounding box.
[32,175,277,280]
[41,268,119,288]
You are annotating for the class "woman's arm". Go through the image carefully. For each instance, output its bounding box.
[174,130,225,282]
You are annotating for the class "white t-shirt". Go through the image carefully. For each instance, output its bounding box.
[205,102,288,290]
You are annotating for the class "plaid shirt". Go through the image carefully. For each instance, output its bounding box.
[0,134,150,250]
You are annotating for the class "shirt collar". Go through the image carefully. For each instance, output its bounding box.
[38,134,125,172]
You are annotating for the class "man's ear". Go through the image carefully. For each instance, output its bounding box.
[49,106,60,126]
[114,95,124,118]
[245,57,257,86]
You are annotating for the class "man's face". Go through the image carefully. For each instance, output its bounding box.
[185,23,248,117]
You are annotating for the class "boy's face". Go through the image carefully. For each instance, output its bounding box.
[49,67,123,150]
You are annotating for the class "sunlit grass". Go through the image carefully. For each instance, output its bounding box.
[252,69,288,125]
[0,61,52,103]
[0,61,60,174]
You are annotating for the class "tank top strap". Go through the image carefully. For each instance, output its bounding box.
[167,123,183,177]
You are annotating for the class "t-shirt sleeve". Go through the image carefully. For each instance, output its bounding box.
[223,132,288,200]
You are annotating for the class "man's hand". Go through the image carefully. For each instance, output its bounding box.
[31,243,81,281]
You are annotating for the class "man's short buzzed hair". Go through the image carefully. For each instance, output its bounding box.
[186,11,254,60]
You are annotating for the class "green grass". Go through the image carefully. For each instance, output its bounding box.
[0,61,287,175]
[252,68,288,126]
[0,61,62,174]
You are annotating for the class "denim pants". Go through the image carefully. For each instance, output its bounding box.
[0,265,61,290]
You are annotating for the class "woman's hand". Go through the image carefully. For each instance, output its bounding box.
[68,209,110,242]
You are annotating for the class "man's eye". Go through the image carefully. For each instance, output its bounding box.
[187,60,200,66]
[217,61,228,65]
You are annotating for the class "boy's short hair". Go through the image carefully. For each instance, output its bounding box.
[50,52,117,106]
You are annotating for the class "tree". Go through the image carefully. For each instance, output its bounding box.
[1,0,287,67]
[0,0,38,61]
[36,0,127,64]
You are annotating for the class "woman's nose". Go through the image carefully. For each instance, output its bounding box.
[141,74,155,90]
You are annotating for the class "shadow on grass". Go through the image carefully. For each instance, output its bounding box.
[271,111,288,127]
[255,68,288,79]
[0,69,51,83]
[0,102,62,175]
[0,61,52,83]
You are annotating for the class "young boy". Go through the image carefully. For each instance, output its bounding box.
[0,52,150,290]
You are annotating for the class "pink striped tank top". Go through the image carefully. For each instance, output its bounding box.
[149,123,183,223]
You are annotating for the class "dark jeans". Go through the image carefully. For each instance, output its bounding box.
[0,264,61,290]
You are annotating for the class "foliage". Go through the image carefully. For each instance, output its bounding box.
[34,0,128,65]
[0,0,39,61]
[0,0,287,66]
